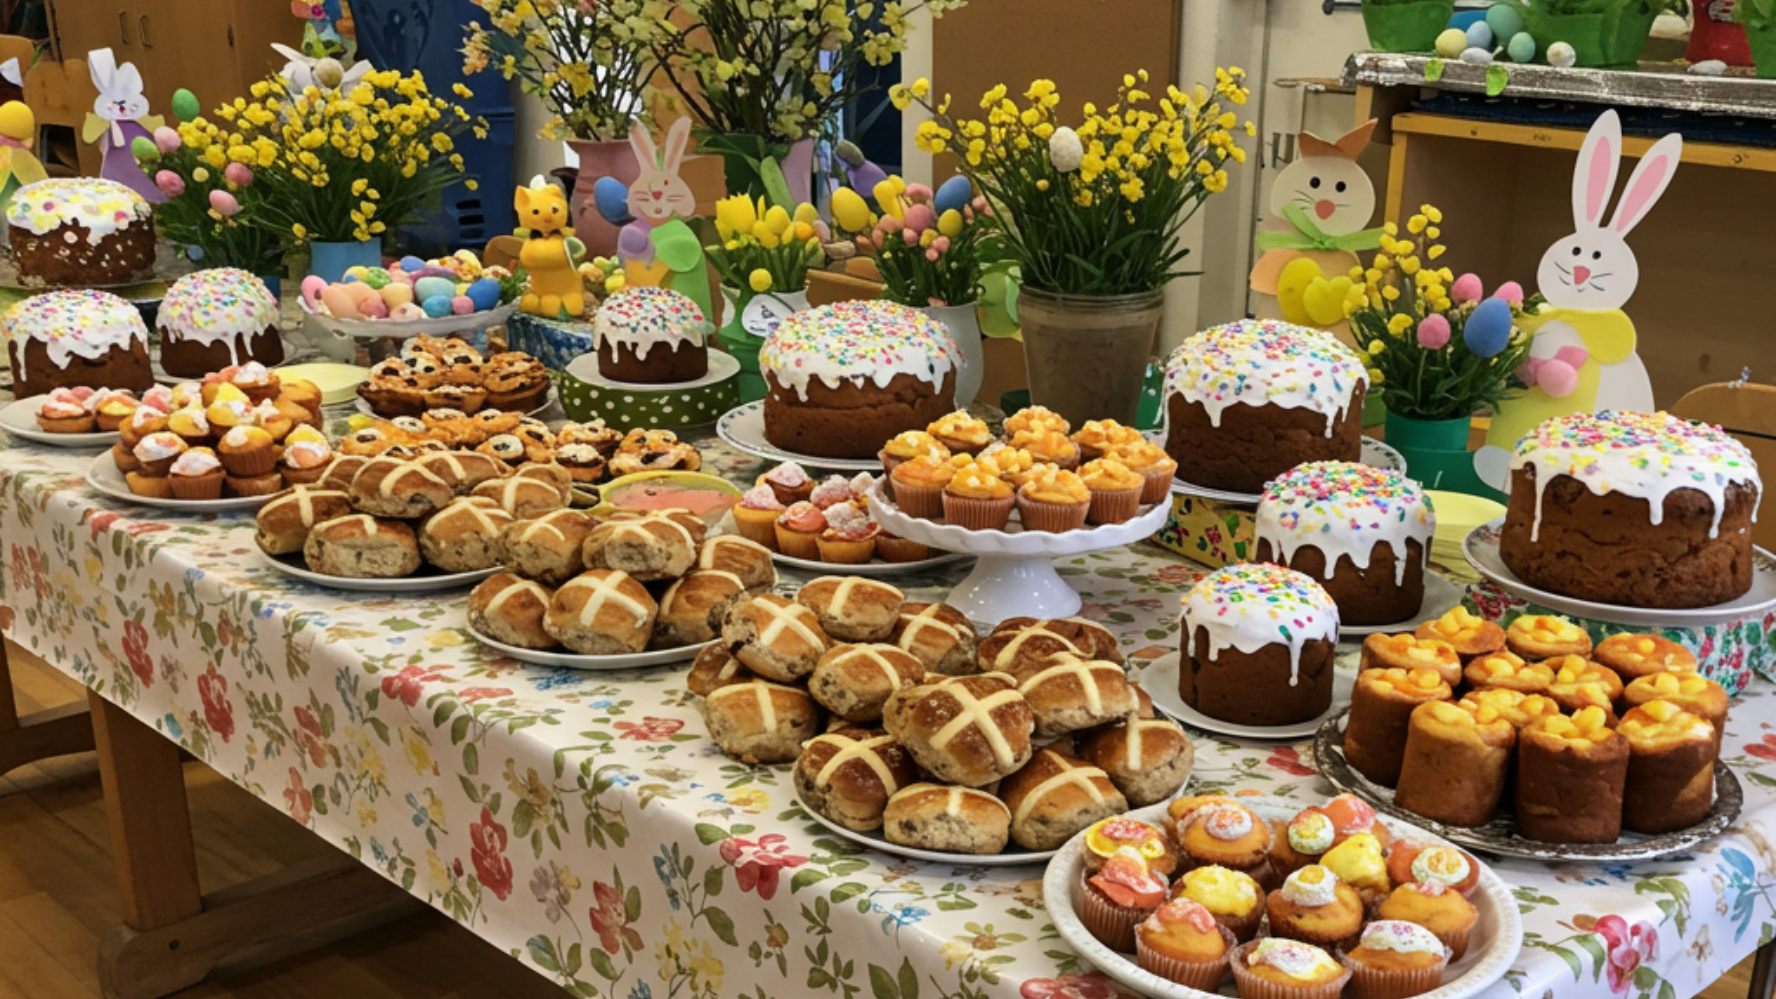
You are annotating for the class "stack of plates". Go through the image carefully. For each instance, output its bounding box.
[1425,489,1504,583]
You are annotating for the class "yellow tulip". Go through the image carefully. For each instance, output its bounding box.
[873,179,905,221]
[715,194,757,239]
[831,187,871,232]
[793,202,819,225]
[749,269,773,293]
[763,205,791,234]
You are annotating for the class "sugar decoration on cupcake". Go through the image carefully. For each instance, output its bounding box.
[592,285,708,360]
[1256,461,1437,587]
[5,288,148,381]
[1163,319,1369,437]
[1510,410,1761,541]
[1180,562,1340,687]
[759,300,961,400]
[158,268,280,361]
[5,177,151,244]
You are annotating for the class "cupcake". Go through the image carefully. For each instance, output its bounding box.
[1072,419,1143,462]
[253,400,295,443]
[817,503,879,564]
[763,462,814,505]
[111,442,142,473]
[1173,864,1264,942]
[1322,793,1393,849]
[168,381,204,411]
[1009,428,1080,470]
[1376,881,1477,959]
[1544,655,1625,716]
[1016,465,1091,532]
[281,439,335,484]
[1079,846,1169,952]
[941,460,1015,531]
[977,445,1038,489]
[1505,614,1593,660]
[228,471,285,497]
[1339,920,1452,999]
[810,474,856,510]
[1083,818,1178,877]
[279,377,324,421]
[1266,865,1364,949]
[1317,833,1391,905]
[1457,688,1564,731]
[734,485,787,550]
[218,425,277,477]
[166,406,213,447]
[1623,672,1728,744]
[140,385,174,413]
[1136,899,1235,988]
[1269,807,1337,879]
[168,448,225,500]
[1105,441,1178,504]
[120,406,168,447]
[205,395,254,437]
[35,391,95,433]
[927,409,992,455]
[229,361,281,405]
[1385,841,1480,898]
[889,453,958,519]
[1229,938,1350,999]
[125,471,173,499]
[874,531,929,563]
[774,501,827,560]
[91,390,140,432]
[880,431,948,477]
[1005,404,1069,438]
[1594,633,1698,683]
[1414,606,1506,663]
[1464,651,1555,695]
[1079,458,1144,525]
[133,432,190,476]
[1175,800,1273,881]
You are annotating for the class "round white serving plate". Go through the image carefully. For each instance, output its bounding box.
[0,396,120,447]
[260,550,499,593]
[791,782,1058,867]
[1138,651,1356,740]
[468,624,713,670]
[769,550,972,577]
[86,451,274,512]
[1338,570,1466,638]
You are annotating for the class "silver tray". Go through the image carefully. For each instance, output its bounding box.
[1311,709,1742,861]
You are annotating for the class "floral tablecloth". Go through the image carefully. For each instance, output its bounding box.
[3,405,1775,999]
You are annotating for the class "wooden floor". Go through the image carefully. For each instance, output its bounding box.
[0,641,1763,999]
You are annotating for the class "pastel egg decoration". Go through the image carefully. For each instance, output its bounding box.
[343,281,379,306]
[399,255,426,273]
[357,295,390,319]
[1464,296,1514,358]
[320,283,363,319]
[1465,21,1494,50]
[450,295,475,316]
[466,277,501,311]
[934,175,974,214]
[1507,32,1537,62]
[300,274,328,310]
[593,176,631,224]
[390,302,427,322]
[421,295,453,318]
[362,267,392,289]
[380,281,415,311]
[1460,46,1494,64]
[1436,28,1469,57]
[1547,40,1577,67]
[414,275,456,304]
[1485,2,1524,41]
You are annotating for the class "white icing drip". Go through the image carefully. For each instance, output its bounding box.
[758,300,961,402]
[1163,319,1368,438]
[6,177,150,241]
[1181,565,1340,687]
[157,268,280,352]
[1279,867,1340,907]
[1255,463,1436,588]
[5,289,148,383]
[592,286,706,362]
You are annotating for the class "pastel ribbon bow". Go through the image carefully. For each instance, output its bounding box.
[1256,203,1385,254]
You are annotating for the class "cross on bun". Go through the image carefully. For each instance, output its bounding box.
[656,569,748,647]
[722,593,830,682]
[473,474,570,519]
[1017,656,1138,736]
[883,783,1011,855]
[413,450,509,493]
[883,674,1034,786]
[349,457,454,518]
[468,572,557,650]
[419,496,515,572]
[794,727,918,831]
[583,514,698,582]
[687,644,758,696]
[795,576,905,642]
[510,462,574,501]
[998,747,1127,851]
[500,508,596,584]
[319,454,370,490]
[890,602,979,675]
[808,643,927,723]
[700,679,820,764]
[254,485,351,555]
[977,617,1124,675]
[652,508,708,546]
[1077,716,1195,806]
[543,569,657,654]
[697,535,776,591]
[302,514,422,578]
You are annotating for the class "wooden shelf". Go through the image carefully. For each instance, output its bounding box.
[1392,112,1776,173]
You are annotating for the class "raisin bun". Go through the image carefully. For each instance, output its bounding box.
[722,593,831,682]
[696,535,775,591]
[500,508,597,585]
[319,454,371,490]
[468,572,557,650]
[656,569,749,647]
[413,450,509,493]
[418,496,514,572]
[808,644,927,724]
[583,513,698,582]
[794,728,919,831]
[510,462,575,502]
[1077,716,1195,807]
[883,783,1011,855]
[349,457,454,519]
[700,679,821,764]
[796,577,905,642]
[998,748,1127,851]
[1017,656,1138,737]
[543,569,657,655]
[883,673,1035,787]
[686,644,757,696]
[890,602,980,675]
[977,617,1123,676]
[472,475,570,519]
[302,514,422,578]
[254,485,351,555]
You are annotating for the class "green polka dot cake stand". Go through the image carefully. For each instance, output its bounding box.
[556,350,741,429]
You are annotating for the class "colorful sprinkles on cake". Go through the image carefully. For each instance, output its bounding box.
[6,177,151,243]
[1164,318,1368,437]
[1511,410,1761,541]
[759,300,961,400]
[1256,461,1436,586]
[4,288,148,382]
[592,285,709,360]
[1181,562,1340,687]
[159,268,279,362]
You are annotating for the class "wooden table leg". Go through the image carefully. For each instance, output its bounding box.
[1749,938,1776,999]
[88,691,425,999]
[0,638,96,777]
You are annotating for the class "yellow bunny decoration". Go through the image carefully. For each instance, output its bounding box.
[514,176,587,319]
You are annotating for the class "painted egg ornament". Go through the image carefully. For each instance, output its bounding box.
[414,276,456,303]
[934,175,974,215]
[1486,3,1524,40]
[399,255,426,273]
[362,267,392,290]
[390,303,427,322]
[170,88,200,120]
[320,284,362,319]
[1507,32,1537,63]
[379,283,415,310]
[450,295,475,316]
[1691,59,1727,75]
[1465,21,1494,49]
[1436,28,1469,58]
[592,176,632,225]
[1460,47,1494,64]
[421,295,453,318]
[1547,41,1577,67]
[299,275,328,310]
[356,295,389,319]
[1464,296,1514,357]
[466,278,501,311]
[342,265,369,283]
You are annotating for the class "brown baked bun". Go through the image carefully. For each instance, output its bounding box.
[701,679,821,764]
[979,617,1122,676]
[723,593,831,682]
[997,747,1127,851]
[349,457,454,519]
[1077,716,1195,807]
[882,673,1034,787]
[1619,699,1718,834]
[254,485,351,555]
[883,783,1012,855]
[468,572,557,650]
[656,569,748,647]
[795,576,906,642]
[1016,657,1137,737]
[890,602,979,675]
[302,514,422,578]
[472,475,570,519]
[418,496,514,572]
[686,644,757,696]
[543,569,657,655]
[1393,700,1515,828]
[583,514,698,582]
[696,535,776,591]
[413,450,509,494]
[500,508,596,585]
[808,643,927,723]
[794,728,918,831]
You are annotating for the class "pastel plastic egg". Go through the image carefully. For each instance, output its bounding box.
[453,249,481,267]
[414,276,455,303]
[450,295,475,316]
[379,283,415,310]
[343,265,370,283]
[299,275,328,310]
[1507,31,1537,62]
[1466,21,1494,50]
[356,295,389,319]
[390,303,426,322]
[170,88,200,120]
[1690,58,1727,75]
[342,281,379,305]
[592,175,632,225]
[465,278,501,311]
[362,267,391,289]
[1460,46,1494,64]
[1547,41,1577,67]
[399,255,426,272]
[1464,297,1514,358]
[320,284,362,319]
[390,269,414,284]
[1435,28,1468,57]
[1485,2,1524,41]
[421,295,453,318]
[934,175,974,215]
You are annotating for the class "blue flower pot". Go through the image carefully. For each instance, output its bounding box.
[308,240,383,284]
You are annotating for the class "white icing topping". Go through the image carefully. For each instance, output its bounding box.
[1279,866,1340,907]
[1180,563,1340,687]
[6,177,150,241]
[158,268,279,364]
[592,286,707,361]
[1357,920,1446,955]
[759,300,961,401]
[5,289,148,383]
[1163,319,1367,437]
[1257,462,1436,587]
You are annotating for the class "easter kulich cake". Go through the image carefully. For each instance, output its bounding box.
[759,300,961,459]
[1256,462,1436,625]
[1163,319,1369,493]
[157,268,284,377]
[593,286,708,384]
[7,177,155,286]
[1178,563,1341,727]
[4,289,152,396]
[1500,411,1761,609]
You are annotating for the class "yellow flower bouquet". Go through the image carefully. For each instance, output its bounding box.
[705,193,826,295]
[462,0,652,141]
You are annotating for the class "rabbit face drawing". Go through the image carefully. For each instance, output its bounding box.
[1268,121,1376,237]
[626,118,696,224]
[87,48,148,122]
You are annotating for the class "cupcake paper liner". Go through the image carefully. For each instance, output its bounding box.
[1016,495,1089,533]
[111,445,143,474]
[816,536,875,564]
[874,536,929,563]
[942,492,1015,532]
[281,464,330,485]
[1434,922,1472,961]
[891,480,944,519]
[220,444,277,478]
[1079,871,1159,954]
[773,524,821,561]
[1087,484,1142,525]
[1228,940,1353,999]
[1211,903,1265,944]
[125,473,173,499]
[1339,947,1450,999]
[227,473,285,497]
[1138,467,1174,505]
[1136,923,1236,991]
[169,470,225,500]
[732,508,781,550]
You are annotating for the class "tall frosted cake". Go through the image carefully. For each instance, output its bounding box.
[158,268,283,377]
[593,286,709,384]
[7,177,155,286]
[1177,562,1341,726]
[5,288,153,396]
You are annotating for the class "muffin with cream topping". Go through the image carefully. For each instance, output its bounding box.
[1017,465,1091,533]
[1079,457,1144,525]
[942,459,1015,531]
[1339,919,1452,999]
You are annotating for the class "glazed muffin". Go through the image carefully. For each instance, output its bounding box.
[1515,707,1629,844]
[1005,404,1069,438]
[1619,699,1719,834]
[1229,938,1350,999]
[1136,899,1235,989]
[1267,864,1364,949]
[1339,920,1452,999]
[1072,419,1143,462]
[1505,614,1593,661]
[1413,606,1505,662]
[1318,832,1391,904]
[1357,633,1462,687]
[1343,667,1452,787]
[1375,881,1478,959]
[1269,806,1337,880]
[927,409,992,455]
[1623,672,1728,745]
[1172,864,1265,942]
[889,452,960,519]
[217,425,277,478]
[1103,440,1178,504]
[1384,841,1480,897]
[941,460,1015,531]
[977,445,1039,489]
[879,430,948,477]
[1393,700,1515,827]
[1079,457,1144,525]
[1082,817,1179,878]
[1175,799,1274,879]
[1079,846,1170,952]
[1009,428,1081,471]
[733,484,785,550]
[773,501,826,561]
[1543,655,1625,716]
[1594,633,1698,683]
[1463,651,1555,695]
[1016,465,1091,532]
[1322,794,1393,849]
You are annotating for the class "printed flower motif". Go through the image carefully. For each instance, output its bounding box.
[470,806,514,900]
[1590,915,1658,995]
[87,510,166,539]
[589,881,643,954]
[1021,971,1134,999]
[615,716,684,741]
[1266,744,1316,777]
[1745,735,1776,761]
[528,861,580,923]
[1154,564,1201,586]
[459,686,512,703]
[122,619,155,687]
[717,833,807,900]
[293,705,328,766]
[380,664,440,706]
[197,666,234,741]
[283,767,313,824]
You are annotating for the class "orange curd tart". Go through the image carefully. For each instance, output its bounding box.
[1463,651,1555,695]
[1543,655,1625,716]
[1016,465,1091,533]
[1079,457,1144,525]
[941,459,1015,531]
[1623,672,1728,745]
[1505,614,1593,660]
[1594,633,1698,683]
[1413,606,1505,662]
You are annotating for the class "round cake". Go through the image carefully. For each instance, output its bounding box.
[1500,410,1761,609]
[1163,319,1369,493]
[158,268,283,377]
[1178,562,1341,726]
[7,177,155,286]
[759,300,961,459]
[5,288,152,396]
[593,286,708,384]
[1255,462,1436,626]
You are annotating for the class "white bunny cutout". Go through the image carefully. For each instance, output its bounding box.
[83,48,164,203]
[618,117,697,268]
[1475,109,1677,491]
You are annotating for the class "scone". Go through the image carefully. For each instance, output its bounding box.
[254,485,351,555]
[807,644,927,723]
[794,728,919,831]
[583,514,698,582]
[882,674,1034,786]
[997,747,1127,851]
[418,496,514,572]
[701,679,821,764]
[883,783,1012,855]
[795,576,906,642]
[544,569,658,655]
[722,594,831,682]
[500,508,596,585]
[468,572,557,650]
[302,515,422,578]
[655,569,748,647]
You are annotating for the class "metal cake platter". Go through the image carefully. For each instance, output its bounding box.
[1312,709,1743,861]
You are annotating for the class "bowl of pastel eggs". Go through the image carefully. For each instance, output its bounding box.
[299,251,523,341]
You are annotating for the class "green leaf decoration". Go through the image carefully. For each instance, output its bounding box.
[898,957,920,999]
[869,964,901,999]
[705,905,739,946]
[1550,945,1584,982]
[1424,58,1446,82]
[1573,935,1608,981]
[694,822,729,845]
[760,155,793,210]
[654,220,703,272]
[527,936,560,973]
[703,864,725,898]
[1485,65,1510,96]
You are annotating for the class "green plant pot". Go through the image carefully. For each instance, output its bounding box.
[1517,5,1613,66]
[1385,411,1491,496]
[1361,0,1457,52]
[1602,1,1659,65]
[715,319,767,403]
[1746,19,1776,78]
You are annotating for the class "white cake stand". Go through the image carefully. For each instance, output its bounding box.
[866,479,1171,623]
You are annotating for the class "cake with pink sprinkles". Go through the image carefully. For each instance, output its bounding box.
[592,286,708,384]
[1177,562,1341,727]
[157,268,283,378]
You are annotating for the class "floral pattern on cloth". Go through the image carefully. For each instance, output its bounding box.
[1,409,1774,999]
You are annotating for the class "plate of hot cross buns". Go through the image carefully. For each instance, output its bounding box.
[691,605,1197,862]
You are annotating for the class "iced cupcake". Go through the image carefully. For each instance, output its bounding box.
[1080,846,1169,953]
[1266,865,1364,949]
[1083,818,1178,877]
[942,460,1015,531]
[1105,440,1178,504]
[91,389,140,432]
[1136,899,1235,988]
[1079,457,1144,524]
[166,406,213,447]
[1385,841,1480,898]
[1375,880,1477,959]
[774,501,827,561]
[880,430,948,477]
[1270,806,1337,878]
[120,405,168,447]
[1017,465,1090,533]
[1172,864,1265,942]
[133,431,190,476]
[168,448,226,500]
[763,462,813,505]
[818,503,880,564]
[1229,938,1350,999]
[35,390,94,433]
[218,425,277,477]
[928,409,992,455]
[734,484,786,550]
[1318,832,1391,905]
[281,437,335,485]
[229,361,281,404]
[1004,404,1069,438]
[1009,428,1080,470]
[1339,920,1451,999]
[810,474,855,510]
[889,453,958,519]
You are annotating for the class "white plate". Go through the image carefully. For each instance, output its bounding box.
[1139,651,1356,740]
[259,550,498,593]
[1161,436,1407,505]
[1338,570,1466,638]
[1464,518,1776,626]
[301,299,521,340]
[716,400,883,472]
[467,624,713,670]
[791,782,1059,867]
[0,396,120,447]
[770,550,973,576]
[1045,797,1523,999]
[353,383,556,419]
[563,348,740,392]
[85,451,276,512]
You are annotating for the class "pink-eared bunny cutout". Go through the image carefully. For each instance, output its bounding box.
[1610,133,1682,236]
[1576,113,1620,228]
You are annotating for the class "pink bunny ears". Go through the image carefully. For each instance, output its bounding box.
[1573,109,1683,238]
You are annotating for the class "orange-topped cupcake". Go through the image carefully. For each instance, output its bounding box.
[977,445,1038,488]
[1623,672,1728,744]
[205,396,254,436]
[1173,864,1265,942]
[1358,633,1462,686]
[1104,440,1178,504]
[1072,419,1144,462]
[1376,880,1477,959]
[1323,793,1392,849]
[1266,865,1364,949]
[1080,846,1170,952]
[1515,707,1629,844]
[1270,807,1336,879]
[942,460,1015,531]
[1005,428,1076,468]
[1413,606,1505,662]
[1458,688,1564,730]
[1384,841,1480,897]
[1595,633,1698,683]
[168,447,225,500]
[1464,651,1555,695]
[1137,899,1235,987]
[35,391,94,433]
[1017,465,1090,532]
[880,430,948,475]
[166,405,213,447]
[1619,699,1719,834]
[1506,614,1593,660]
[1393,700,1515,827]
[1339,919,1452,999]
[1079,457,1144,524]
[774,501,827,560]
[1344,666,1452,787]
[120,405,169,447]
[92,390,140,432]
[1083,817,1178,877]
[1230,938,1350,999]
[1005,404,1069,438]
[889,453,961,519]
[927,409,992,455]
[1178,800,1273,879]
[281,438,335,485]
[1544,655,1625,715]
[1318,833,1390,904]
[217,425,276,478]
